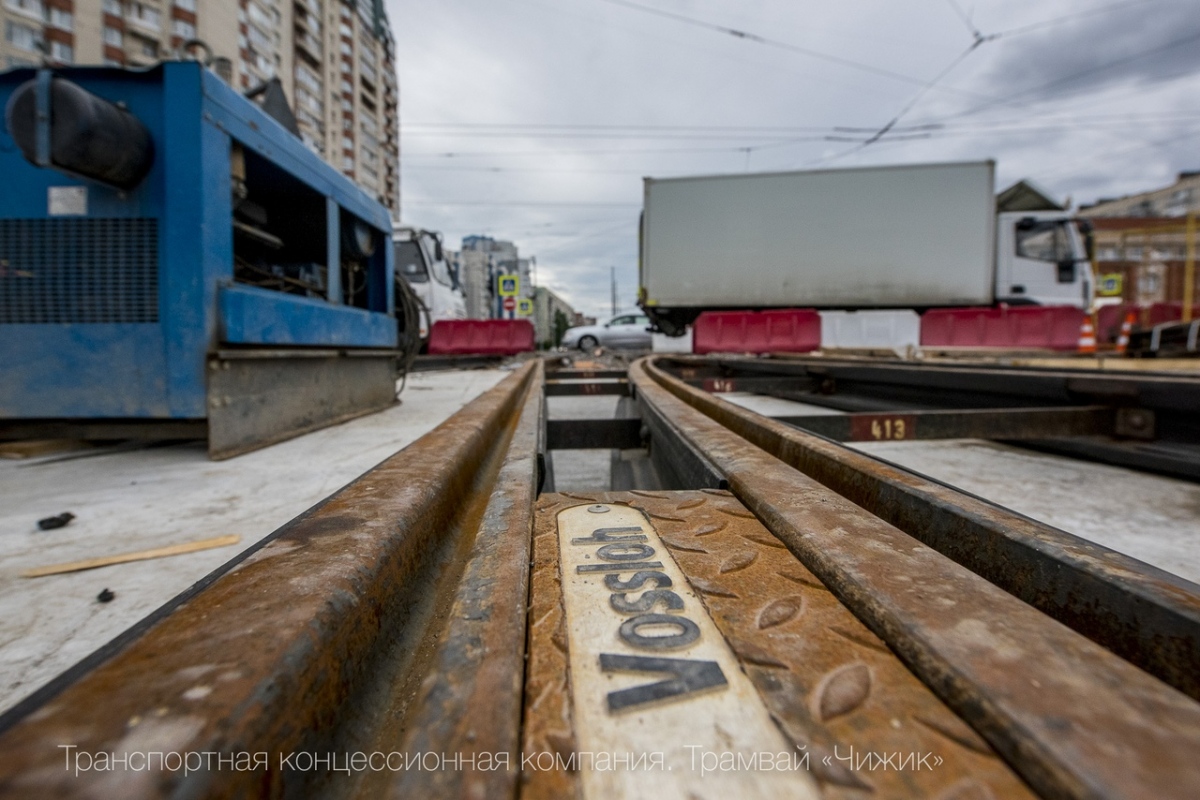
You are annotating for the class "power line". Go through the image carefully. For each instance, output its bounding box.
[534,220,636,257]
[829,0,1116,158]
[399,111,1198,163]
[404,165,656,174]
[401,122,844,131]
[401,144,770,158]
[592,0,987,99]
[459,217,634,241]
[401,131,839,141]
[939,0,1145,46]
[819,12,1198,165]
[942,0,983,42]
[989,0,1150,40]
[402,201,641,208]
[1035,126,1199,182]
[400,111,1196,174]
[919,29,1200,124]
[790,21,990,164]
[401,112,1200,138]
[859,42,982,147]
[400,107,1200,165]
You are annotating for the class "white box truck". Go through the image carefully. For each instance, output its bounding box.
[638,161,1093,336]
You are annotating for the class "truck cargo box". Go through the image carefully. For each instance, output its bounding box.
[640,161,997,311]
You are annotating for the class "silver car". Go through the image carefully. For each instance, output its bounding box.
[561,313,652,350]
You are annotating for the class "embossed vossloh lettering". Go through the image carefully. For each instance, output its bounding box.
[556,503,821,799]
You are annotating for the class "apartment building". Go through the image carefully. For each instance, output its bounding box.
[244,0,398,211]
[460,236,539,320]
[455,248,491,320]
[1,0,398,212]
[532,286,576,348]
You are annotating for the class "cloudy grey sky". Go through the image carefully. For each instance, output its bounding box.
[389,0,1200,318]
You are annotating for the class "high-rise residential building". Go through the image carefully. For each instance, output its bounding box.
[239,0,398,211]
[0,0,398,212]
[1,0,221,71]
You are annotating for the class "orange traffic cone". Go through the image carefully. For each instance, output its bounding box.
[1077,315,1097,354]
[1115,312,1136,355]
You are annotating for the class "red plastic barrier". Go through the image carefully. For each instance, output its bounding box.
[920,305,1085,351]
[692,309,821,355]
[1097,304,1138,344]
[1096,304,1200,342]
[1147,302,1200,326]
[427,319,535,355]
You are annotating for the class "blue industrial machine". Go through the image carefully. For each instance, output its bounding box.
[0,61,397,458]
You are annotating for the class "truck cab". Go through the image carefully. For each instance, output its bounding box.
[393,226,467,338]
[994,212,1093,309]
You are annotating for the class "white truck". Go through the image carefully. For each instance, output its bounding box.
[638,161,1093,336]
[393,226,467,339]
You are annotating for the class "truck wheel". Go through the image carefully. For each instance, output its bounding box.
[579,335,598,350]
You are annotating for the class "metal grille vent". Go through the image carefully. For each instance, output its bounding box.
[0,218,159,324]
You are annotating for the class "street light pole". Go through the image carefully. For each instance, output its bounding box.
[611,266,616,316]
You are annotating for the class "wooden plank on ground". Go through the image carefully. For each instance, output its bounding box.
[0,440,90,459]
[21,535,242,578]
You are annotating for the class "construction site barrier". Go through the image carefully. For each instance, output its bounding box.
[820,309,921,352]
[1147,302,1200,326]
[427,319,535,355]
[1097,304,1138,344]
[692,309,821,354]
[920,305,1085,351]
[1098,303,1200,343]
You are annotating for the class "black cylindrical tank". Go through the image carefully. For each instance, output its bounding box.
[5,75,155,190]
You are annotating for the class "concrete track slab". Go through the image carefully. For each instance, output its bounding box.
[0,369,506,713]
[722,391,1200,583]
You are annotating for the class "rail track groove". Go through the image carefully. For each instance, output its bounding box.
[0,354,1197,799]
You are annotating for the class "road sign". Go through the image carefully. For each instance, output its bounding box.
[503,296,517,312]
[517,298,533,316]
[498,274,520,297]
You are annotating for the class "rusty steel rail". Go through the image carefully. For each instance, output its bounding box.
[3,351,1199,799]
[0,362,544,799]
[693,354,1200,409]
[644,356,1200,702]
[384,360,542,799]
[774,405,1118,442]
[676,354,1200,481]
[630,357,1200,800]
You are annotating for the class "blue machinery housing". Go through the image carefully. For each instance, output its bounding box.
[0,63,398,457]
